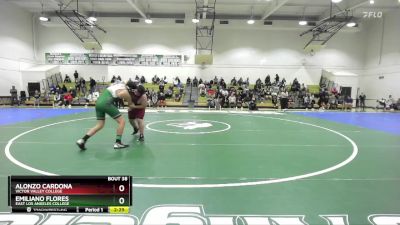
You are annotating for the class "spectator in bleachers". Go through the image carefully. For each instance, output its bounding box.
[74,81,81,96]
[265,75,271,87]
[64,75,72,83]
[238,77,243,86]
[395,98,400,110]
[175,91,182,102]
[198,83,206,97]
[255,78,262,90]
[162,76,168,84]
[159,82,165,93]
[61,84,68,94]
[280,78,286,88]
[327,94,338,110]
[245,77,250,86]
[228,92,236,108]
[165,86,173,98]
[213,76,218,85]
[173,77,178,87]
[53,92,63,108]
[135,75,140,81]
[89,77,96,94]
[186,77,191,85]
[220,79,227,89]
[291,78,300,92]
[152,75,158,84]
[117,76,122,82]
[385,95,395,110]
[231,77,237,86]
[64,91,73,108]
[80,78,87,96]
[70,88,77,98]
[73,70,79,82]
[140,76,146,84]
[275,74,280,84]
[193,77,198,87]
[359,92,366,111]
[249,97,258,111]
[111,75,116,83]
[304,93,313,110]
[331,86,338,96]
[199,78,203,85]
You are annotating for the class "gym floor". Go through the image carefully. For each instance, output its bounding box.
[0,108,399,224]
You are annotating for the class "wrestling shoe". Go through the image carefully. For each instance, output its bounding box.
[76,139,86,150]
[114,142,129,149]
[138,135,144,142]
[132,127,138,135]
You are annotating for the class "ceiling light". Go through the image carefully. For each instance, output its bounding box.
[247,19,255,25]
[39,16,49,22]
[346,22,357,27]
[192,18,200,23]
[369,0,374,4]
[299,20,307,25]
[88,16,97,22]
[145,18,153,24]
[332,0,342,3]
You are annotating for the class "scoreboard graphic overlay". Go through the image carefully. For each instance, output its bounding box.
[8,176,132,213]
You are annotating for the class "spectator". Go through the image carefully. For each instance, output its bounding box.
[33,90,40,108]
[158,91,166,108]
[343,95,353,111]
[328,94,338,110]
[198,83,206,97]
[53,92,63,108]
[140,76,146,84]
[248,97,258,111]
[193,77,198,87]
[165,86,173,98]
[231,77,237,86]
[359,92,366,111]
[117,76,122,81]
[228,93,236,108]
[275,74,280,84]
[213,76,218,85]
[159,82,165,92]
[395,98,400,110]
[386,95,395,110]
[111,75,116,83]
[280,78,286,88]
[64,91,73,108]
[89,77,96,94]
[186,77,191,85]
[10,86,18,106]
[265,75,271,87]
[304,93,313,110]
[73,70,79,82]
[64,75,72,83]
[280,90,289,110]
[198,78,203,84]
[80,78,87,96]
[152,75,158,84]
[238,77,243,86]
[62,84,68,94]
[174,92,182,102]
